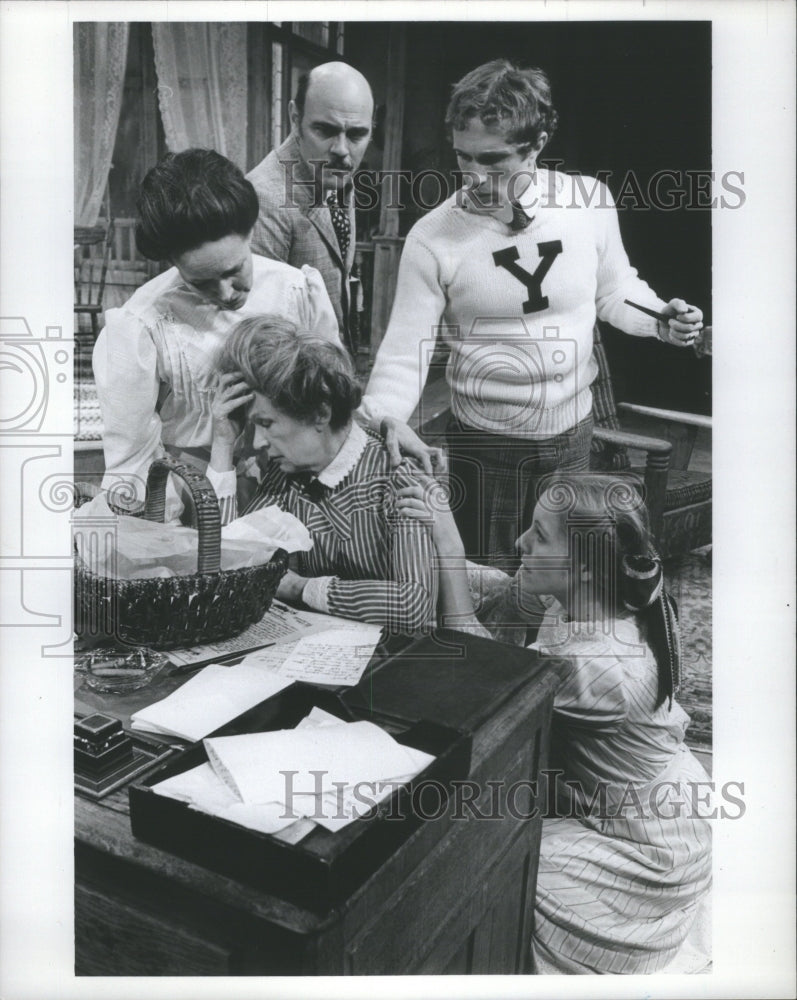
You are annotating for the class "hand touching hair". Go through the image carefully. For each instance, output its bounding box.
[218,316,362,429]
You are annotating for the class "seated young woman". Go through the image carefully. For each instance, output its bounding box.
[397,473,712,975]
[205,317,438,635]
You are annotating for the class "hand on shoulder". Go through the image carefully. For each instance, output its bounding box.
[395,476,464,556]
[380,417,447,475]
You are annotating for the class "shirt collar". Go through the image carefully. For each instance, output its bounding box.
[459,167,563,219]
[316,421,368,488]
[515,169,543,213]
[326,185,353,210]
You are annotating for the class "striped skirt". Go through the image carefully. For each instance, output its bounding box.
[532,746,713,974]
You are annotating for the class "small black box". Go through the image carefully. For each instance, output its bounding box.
[74,713,134,777]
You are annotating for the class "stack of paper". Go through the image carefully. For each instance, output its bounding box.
[130,665,293,742]
[132,621,381,744]
[205,718,424,803]
[151,708,435,838]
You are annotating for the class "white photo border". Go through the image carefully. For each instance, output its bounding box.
[1,2,795,998]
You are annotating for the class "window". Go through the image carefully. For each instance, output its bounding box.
[246,22,345,165]
[263,22,345,150]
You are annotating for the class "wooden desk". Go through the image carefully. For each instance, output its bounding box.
[75,630,559,975]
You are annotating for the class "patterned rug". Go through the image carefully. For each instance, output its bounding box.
[664,547,712,750]
[74,379,103,442]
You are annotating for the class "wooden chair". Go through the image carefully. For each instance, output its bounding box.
[74,219,115,340]
[590,325,712,559]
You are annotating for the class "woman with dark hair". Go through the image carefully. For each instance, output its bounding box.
[93,148,339,516]
[205,317,438,635]
[396,473,712,974]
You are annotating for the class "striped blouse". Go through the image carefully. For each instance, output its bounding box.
[208,423,438,635]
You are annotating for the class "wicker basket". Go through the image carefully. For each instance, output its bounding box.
[74,456,288,650]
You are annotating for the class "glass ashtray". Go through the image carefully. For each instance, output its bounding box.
[78,647,168,694]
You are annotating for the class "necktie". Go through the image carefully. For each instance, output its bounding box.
[326,192,351,261]
[509,200,533,232]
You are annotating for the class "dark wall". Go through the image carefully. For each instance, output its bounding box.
[351,21,712,413]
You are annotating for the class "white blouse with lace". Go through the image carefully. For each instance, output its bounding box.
[93,254,339,510]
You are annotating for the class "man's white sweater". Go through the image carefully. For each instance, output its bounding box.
[361,170,667,439]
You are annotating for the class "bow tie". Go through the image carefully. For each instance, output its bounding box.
[286,471,329,503]
[463,192,533,231]
[509,200,533,231]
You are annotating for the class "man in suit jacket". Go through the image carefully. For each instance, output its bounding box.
[248,61,445,474]
[247,62,373,353]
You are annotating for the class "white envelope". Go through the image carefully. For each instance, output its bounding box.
[204,720,424,804]
[131,664,292,742]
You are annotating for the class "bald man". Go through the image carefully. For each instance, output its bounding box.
[247,62,374,352]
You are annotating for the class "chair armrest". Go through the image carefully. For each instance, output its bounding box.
[617,402,712,430]
[593,427,672,455]
[593,428,670,543]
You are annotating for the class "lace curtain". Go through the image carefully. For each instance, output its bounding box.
[152,24,248,169]
[74,23,129,226]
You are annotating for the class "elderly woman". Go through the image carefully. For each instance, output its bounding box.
[205,317,438,634]
[93,148,340,516]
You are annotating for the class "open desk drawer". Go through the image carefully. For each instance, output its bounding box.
[129,682,471,913]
